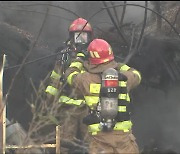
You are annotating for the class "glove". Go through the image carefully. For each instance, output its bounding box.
[118,72,128,81]
[83,111,100,125]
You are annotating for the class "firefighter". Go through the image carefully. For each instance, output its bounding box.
[44,18,93,153]
[64,38,141,153]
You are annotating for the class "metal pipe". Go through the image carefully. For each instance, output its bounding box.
[56,125,60,154]
[6,144,56,149]
[0,55,6,154]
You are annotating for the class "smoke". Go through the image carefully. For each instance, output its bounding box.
[0,1,153,48]
[132,85,180,153]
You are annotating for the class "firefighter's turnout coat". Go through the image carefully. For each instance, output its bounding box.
[65,58,141,154]
[44,51,89,154]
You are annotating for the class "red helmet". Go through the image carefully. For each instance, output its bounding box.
[69,18,92,32]
[87,39,114,65]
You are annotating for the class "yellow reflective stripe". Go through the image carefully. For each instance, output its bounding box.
[118,106,126,112]
[77,53,85,57]
[119,81,127,87]
[109,47,112,55]
[59,95,84,106]
[67,71,79,85]
[120,64,130,71]
[94,51,100,58]
[88,124,100,135]
[84,96,99,108]
[50,70,61,80]
[88,121,132,135]
[90,83,101,94]
[113,121,132,132]
[45,86,58,96]
[132,70,142,82]
[90,51,95,58]
[81,70,85,73]
[69,24,74,29]
[69,61,83,70]
[119,93,130,102]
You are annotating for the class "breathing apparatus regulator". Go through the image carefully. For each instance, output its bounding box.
[97,68,119,131]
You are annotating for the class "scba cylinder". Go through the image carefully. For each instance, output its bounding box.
[100,97,118,119]
[100,68,119,120]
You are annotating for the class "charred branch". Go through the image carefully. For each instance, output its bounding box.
[102,1,129,48]
[135,1,148,52]
[159,55,177,81]
[0,5,74,21]
[123,2,148,63]
[102,3,180,39]
[4,52,59,71]
[168,6,180,35]
[151,1,162,33]
[1,3,80,18]
[120,1,127,26]
[128,24,136,54]
[110,1,120,27]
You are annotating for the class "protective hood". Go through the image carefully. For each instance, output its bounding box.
[83,60,118,74]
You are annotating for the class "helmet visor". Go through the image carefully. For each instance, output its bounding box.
[74,32,88,44]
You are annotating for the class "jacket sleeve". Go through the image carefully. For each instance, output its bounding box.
[119,64,142,91]
[64,56,85,86]
[45,61,62,97]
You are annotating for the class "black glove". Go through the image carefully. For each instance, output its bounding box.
[118,72,128,81]
[83,111,100,125]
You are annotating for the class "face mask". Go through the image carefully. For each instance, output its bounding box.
[74,32,88,44]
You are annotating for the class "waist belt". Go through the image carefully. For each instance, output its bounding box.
[59,95,85,106]
[88,121,132,135]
